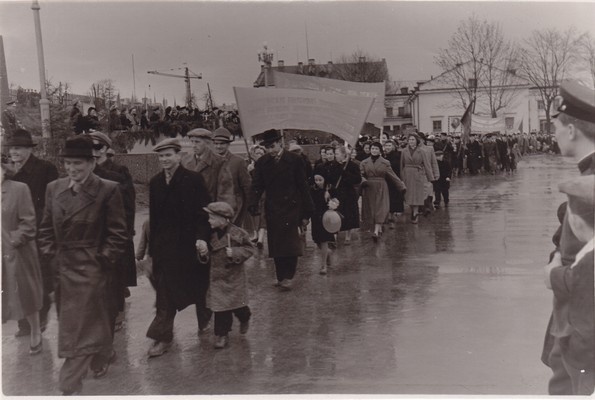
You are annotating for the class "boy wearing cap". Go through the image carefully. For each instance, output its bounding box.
[432,150,452,209]
[542,79,595,395]
[196,202,255,349]
[37,137,127,395]
[4,129,59,336]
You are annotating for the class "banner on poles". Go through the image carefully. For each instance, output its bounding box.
[233,87,374,145]
[471,114,505,133]
[271,71,385,128]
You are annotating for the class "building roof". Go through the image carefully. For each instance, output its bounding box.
[253,58,388,87]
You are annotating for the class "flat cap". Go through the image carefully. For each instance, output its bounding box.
[288,143,302,152]
[203,201,235,219]
[213,127,232,142]
[153,138,181,152]
[86,131,112,148]
[552,79,595,124]
[187,128,213,139]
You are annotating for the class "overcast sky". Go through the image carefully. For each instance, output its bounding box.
[1,1,594,107]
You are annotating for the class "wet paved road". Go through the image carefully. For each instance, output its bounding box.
[2,154,578,396]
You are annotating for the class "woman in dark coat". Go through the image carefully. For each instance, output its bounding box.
[360,142,406,241]
[328,145,362,243]
[400,133,434,224]
[1,166,43,354]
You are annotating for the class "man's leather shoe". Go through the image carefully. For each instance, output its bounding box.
[279,279,292,291]
[214,335,229,349]
[93,351,116,378]
[148,341,172,358]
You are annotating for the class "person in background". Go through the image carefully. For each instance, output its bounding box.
[246,145,267,248]
[1,162,44,356]
[433,150,452,209]
[400,133,434,224]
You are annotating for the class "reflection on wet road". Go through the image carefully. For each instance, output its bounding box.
[2,154,577,395]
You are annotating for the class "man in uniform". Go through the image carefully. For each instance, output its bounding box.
[248,129,313,291]
[542,79,595,395]
[212,127,251,227]
[85,131,136,377]
[5,129,59,335]
[1,100,23,138]
[146,138,211,357]
[38,136,127,395]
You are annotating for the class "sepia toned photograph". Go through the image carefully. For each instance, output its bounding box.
[1,0,594,397]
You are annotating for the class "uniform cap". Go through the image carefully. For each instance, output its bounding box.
[288,143,302,152]
[152,138,181,153]
[86,131,112,148]
[187,128,213,139]
[212,127,232,142]
[551,79,595,123]
[203,201,235,219]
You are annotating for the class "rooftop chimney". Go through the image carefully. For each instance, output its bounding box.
[308,58,315,66]
[400,87,408,95]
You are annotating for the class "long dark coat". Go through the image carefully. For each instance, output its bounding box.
[149,166,211,311]
[38,174,127,358]
[11,154,59,226]
[1,180,43,320]
[249,151,314,258]
[182,148,235,211]
[96,158,137,287]
[384,150,404,213]
[326,160,362,230]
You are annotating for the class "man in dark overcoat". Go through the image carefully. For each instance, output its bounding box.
[466,134,483,175]
[37,137,127,395]
[248,130,314,291]
[85,131,136,376]
[146,138,212,357]
[541,80,595,395]
[6,129,58,335]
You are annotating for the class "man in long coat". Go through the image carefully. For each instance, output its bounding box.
[248,130,314,291]
[38,137,127,395]
[85,131,136,376]
[542,80,595,395]
[212,127,251,227]
[146,138,212,357]
[6,129,58,335]
[181,128,234,330]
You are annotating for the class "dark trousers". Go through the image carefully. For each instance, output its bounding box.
[91,268,120,370]
[433,181,450,206]
[274,256,298,282]
[547,336,595,395]
[214,306,251,336]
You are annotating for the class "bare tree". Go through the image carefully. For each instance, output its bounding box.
[89,79,117,110]
[519,28,582,133]
[579,33,595,88]
[435,15,522,117]
[332,50,390,83]
[45,80,70,105]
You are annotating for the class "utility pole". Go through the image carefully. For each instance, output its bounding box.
[31,0,50,138]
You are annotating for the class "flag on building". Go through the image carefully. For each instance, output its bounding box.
[460,98,475,147]
[234,86,374,145]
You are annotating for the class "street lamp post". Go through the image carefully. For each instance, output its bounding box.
[257,42,274,88]
[31,0,50,138]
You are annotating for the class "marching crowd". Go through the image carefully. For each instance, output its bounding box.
[1,79,593,396]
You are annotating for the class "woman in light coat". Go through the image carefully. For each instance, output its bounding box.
[1,164,43,354]
[360,142,406,241]
[400,133,435,223]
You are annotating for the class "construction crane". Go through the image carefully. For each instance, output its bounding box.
[147,66,202,109]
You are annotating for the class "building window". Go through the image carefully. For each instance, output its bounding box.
[386,107,393,117]
[537,100,545,110]
[505,117,515,130]
[398,107,405,116]
[468,78,477,88]
[432,120,442,132]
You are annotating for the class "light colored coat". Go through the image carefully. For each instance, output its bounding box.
[182,147,236,211]
[1,179,43,320]
[360,156,405,226]
[38,174,127,358]
[207,224,255,312]
[400,146,434,206]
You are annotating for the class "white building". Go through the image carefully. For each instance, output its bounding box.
[408,64,552,135]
